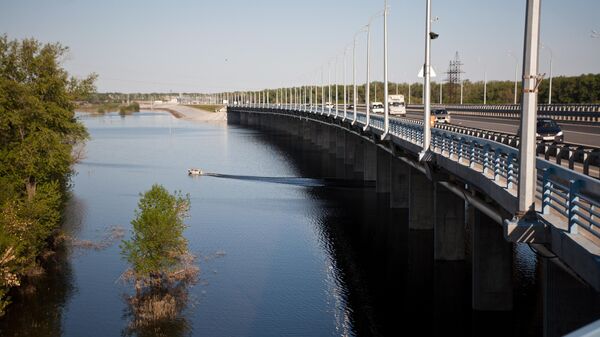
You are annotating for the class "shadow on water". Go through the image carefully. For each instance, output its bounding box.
[201,173,375,188]
[238,120,600,337]
[0,195,86,337]
[121,284,193,337]
[0,245,74,337]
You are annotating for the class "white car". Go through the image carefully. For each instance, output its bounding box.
[370,102,384,114]
[325,102,334,109]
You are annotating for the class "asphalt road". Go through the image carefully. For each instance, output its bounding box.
[403,109,600,147]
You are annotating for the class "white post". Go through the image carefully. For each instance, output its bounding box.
[343,48,348,121]
[484,71,487,104]
[382,0,390,137]
[543,45,554,104]
[353,32,360,124]
[408,83,411,104]
[460,80,464,104]
[509,52,518,104]
[518,0,541,216]
[439,82,443,104]
[328,62,332,116]
[322,67,325,114]
[421,0,432,158]
[335,56,338,118]
[364,23,372,131]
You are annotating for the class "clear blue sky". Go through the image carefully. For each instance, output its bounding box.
[1,0,599,93]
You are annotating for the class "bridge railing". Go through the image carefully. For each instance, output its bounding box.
[236,102,600,239]
[407,103,600,122]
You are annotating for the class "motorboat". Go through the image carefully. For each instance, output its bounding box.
[188,168,203,176]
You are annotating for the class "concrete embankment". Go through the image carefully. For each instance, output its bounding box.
[140,104,227,122]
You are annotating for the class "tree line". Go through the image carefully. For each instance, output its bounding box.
[0,35,96,315]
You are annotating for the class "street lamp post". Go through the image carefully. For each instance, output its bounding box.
[364,22,372,131]
[353,29,364,124]
[343,48,348,121]
[518,0,542,216]
[321,67,325,114]
[335,56,339,118]
[328,61,332,116]
[421,0,433,159]
[542,44,553,104]
[382,0,390,138]
[509,51,518,104]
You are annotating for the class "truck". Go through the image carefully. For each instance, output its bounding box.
[388,95,406,115]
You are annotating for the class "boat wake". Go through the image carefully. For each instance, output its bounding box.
[200,173,374,189]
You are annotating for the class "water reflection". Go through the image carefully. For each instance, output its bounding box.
[121,283,193,337]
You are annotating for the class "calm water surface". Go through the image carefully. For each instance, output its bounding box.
[1,110,597,337]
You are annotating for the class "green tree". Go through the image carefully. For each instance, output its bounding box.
[0,35,96,315]
[120,184,193,290]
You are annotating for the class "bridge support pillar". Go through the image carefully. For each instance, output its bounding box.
[376,147,391,194]
[335,129,345,159]
[471,208,513,311]
[390,158,409,208]
[434,183,465,260]
[409,168,434,229]
[239,111,248,125]
[352,138,365,180]
[542,258,600,337]
[364,142,377,181]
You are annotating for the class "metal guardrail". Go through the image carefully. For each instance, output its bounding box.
[234,103,600,240]
[407,103,600,122]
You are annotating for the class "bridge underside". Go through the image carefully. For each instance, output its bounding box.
[228,108,600,329]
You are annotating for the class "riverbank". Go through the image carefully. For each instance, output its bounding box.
[140,103,227,122]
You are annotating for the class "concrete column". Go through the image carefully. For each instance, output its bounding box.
[353,138,365,180]
[543,258,600,337]
[363,142,377,182]
[390,158,409,208]
[434,183,466,260]
[471,208,513,311]
[335,129,345,160]
[376,147,391,194]
[409,167,434,230]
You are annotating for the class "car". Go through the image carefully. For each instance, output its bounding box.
[370,102,384,114]
[347,104,354,110]
[325,102,334,109]
[432,108,450,123]
[536,118,564,142]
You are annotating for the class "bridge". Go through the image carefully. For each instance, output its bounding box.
[221,0,600,331]
[228,99,600,303]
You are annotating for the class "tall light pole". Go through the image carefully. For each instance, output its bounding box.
[343,48,348,121]
[421,0,433,160]
[382,0,390,138]
[408,82,411,104]
[509,51,519,104]
[353,29,365,124]
[335,56,339,118]
[364,20,373,131]
[321,66,325,114]
[518,0,541,216]
[328,61,332,116]
[484,70,487,104]
[542,44,553,104]
[439,81,443,104]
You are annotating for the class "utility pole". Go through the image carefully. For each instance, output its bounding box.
[518,0,541,216]
[364,22,372,131]
[343,48,348,121]
[421,0,433,159]
[543,45,553,104]
[382,0,390,137]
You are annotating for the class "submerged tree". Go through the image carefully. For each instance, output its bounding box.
[120,184,198,333]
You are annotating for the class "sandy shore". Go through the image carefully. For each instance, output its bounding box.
[140,104,227,122]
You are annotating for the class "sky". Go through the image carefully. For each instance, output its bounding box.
[1,0,599,93]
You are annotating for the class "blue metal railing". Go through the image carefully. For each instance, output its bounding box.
[236,103,600,239]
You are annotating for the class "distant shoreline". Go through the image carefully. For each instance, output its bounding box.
[139,103,227,122]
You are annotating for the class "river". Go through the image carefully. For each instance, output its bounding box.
[0,110,596,336]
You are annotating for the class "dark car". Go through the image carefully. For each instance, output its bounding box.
[347,104,354,110]
[536,118,564,143]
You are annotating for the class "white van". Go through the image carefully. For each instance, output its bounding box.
[388,95,406,115]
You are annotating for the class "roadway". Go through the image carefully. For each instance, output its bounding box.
[404,109,600,147]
